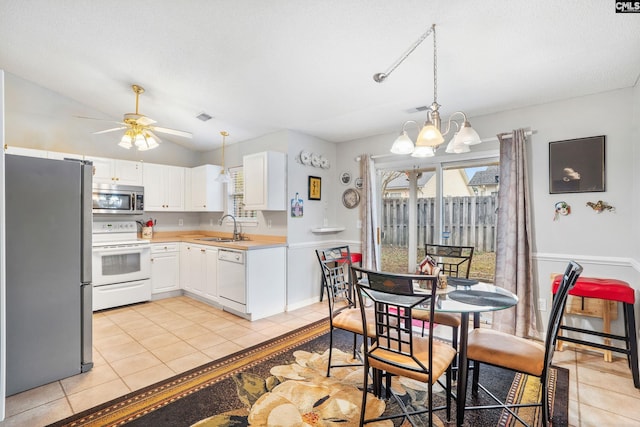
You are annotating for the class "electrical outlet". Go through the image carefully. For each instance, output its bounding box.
[357,220,362,229]
[209,218,213,226]
[178,218,184,226]
[538,298,547,311]
[267,219,272,228]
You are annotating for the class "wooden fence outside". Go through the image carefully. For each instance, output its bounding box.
[381,195,498,252]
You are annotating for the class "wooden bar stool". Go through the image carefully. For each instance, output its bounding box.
[551,275,639,388]
[319,251,362,301]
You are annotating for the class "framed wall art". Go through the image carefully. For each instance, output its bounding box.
[308,176,321,200]
[549,135,605,194]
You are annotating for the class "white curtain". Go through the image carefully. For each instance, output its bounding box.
[493,129,538,338]
[360,154,379,270]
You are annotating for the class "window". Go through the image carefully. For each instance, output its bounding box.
[228,166,257,222]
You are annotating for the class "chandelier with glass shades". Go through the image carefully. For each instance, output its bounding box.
[374,24,482,157]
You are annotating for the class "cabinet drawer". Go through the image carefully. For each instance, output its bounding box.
[151,243,179,254]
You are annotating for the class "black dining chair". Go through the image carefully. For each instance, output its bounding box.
[414,244,475,377]
[316,246,374,377]
[352,266,456,426]
[464,261,583,426]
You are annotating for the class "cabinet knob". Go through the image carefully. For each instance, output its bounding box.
[201,249,206,253]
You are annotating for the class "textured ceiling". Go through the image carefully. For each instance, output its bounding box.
[1,1,639,151]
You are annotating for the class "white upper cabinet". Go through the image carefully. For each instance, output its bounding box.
[243,151,286,211]
[143,162,185,211]
[85,156,143,186]
[189,164,224,212]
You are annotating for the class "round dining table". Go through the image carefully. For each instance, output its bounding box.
[416,279,518,427]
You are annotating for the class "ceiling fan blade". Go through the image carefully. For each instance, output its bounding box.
[93,127,127,135]
[146,130,162,144]
[135,115,156,126]
[150,126,193,139]
[75,115,124,125]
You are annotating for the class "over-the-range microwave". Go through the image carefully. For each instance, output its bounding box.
[92,184,144,215]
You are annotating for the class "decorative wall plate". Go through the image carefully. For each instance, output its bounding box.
[355,177,363,189]
[342,188,360,209]
[311,153,321,167]
[340,171,351,185]
[299,150,311,165]
[320,157,330,169]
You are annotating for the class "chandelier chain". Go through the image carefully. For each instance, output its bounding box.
[433,24,437,105]
[374,25,435,83]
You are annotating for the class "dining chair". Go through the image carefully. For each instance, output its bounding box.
[465,260,583,426]
[352,266,456,426]
[316,246,374,377]
[414,244,475,377]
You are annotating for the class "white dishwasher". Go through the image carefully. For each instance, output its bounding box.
[217,249,246,313]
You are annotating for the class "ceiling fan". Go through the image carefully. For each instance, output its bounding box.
[79,84,192,150]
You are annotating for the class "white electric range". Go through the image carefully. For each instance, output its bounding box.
[92,220,151,311]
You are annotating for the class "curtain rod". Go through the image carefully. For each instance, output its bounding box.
[354,129,536,162]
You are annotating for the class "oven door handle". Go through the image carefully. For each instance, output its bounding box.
[93,245,150,253]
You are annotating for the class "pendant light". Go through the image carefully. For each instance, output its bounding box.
[377,24,482,155]
[215,131,232,183]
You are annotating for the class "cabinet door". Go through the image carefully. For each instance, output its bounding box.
[179,244,199,293]
[85,156,114,184]
[243,151,286,210]
[151,250,180,294]
[190,165,224,211]
[191,245,207,296]
[143,163,166,210]
[114,160,143,186]
[243,152,266,208]
[163,165,185,210]
[204,248,218,301]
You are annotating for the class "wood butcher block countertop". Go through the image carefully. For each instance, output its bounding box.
[146,231,287,251]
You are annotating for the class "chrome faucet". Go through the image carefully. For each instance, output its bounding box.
[219,214,240,241]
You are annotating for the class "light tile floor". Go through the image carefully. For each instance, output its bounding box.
[1,296,639,426]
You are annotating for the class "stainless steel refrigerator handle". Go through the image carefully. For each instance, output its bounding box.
[81,160,93,283]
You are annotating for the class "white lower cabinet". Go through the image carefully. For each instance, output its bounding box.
[150,243,180,294]
[180,243,218,303]
[218,246,286,321]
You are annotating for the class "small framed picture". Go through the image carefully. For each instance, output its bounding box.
[340,171,351,185]
[308,176,321,200]
[549,135,605,194]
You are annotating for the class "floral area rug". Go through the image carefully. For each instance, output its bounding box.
[49,319,568,427]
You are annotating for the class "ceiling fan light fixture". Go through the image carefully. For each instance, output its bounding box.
[118,130,134,149]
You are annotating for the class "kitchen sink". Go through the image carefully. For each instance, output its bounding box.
[196,237,237,243]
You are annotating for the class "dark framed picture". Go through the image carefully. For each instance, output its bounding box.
[308,176,321,200]
[549,135,605,194]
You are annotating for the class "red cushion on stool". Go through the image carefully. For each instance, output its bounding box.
[552,276,635,304]
[342,252,362,264]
